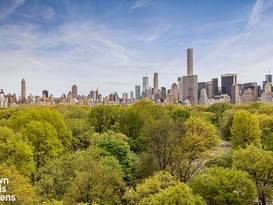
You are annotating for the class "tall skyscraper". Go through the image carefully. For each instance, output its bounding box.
[221,73,237,98]
[153,72,158,93]
[187,48,193,76]
[205,81,213,99]
[183,48,198,105]
[212,78,218,96]
[135,85,141,100]
[21,78,26,103]
[72,84,78,98]
[42,90,49,98]
[142,76,149,93]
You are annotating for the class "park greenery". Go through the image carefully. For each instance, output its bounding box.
[0,101,273,204]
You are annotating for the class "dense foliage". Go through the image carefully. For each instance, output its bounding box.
[1,101,273,204]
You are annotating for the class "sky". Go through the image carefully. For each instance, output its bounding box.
[0,0,273,97]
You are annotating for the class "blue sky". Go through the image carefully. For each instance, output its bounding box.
[0,0,273,97]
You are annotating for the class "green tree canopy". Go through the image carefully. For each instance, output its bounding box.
[230,110,261,149]
[8,107,72,150]
[233,145,273,205]
[172,117,220,182]
[189,167,256,205]
[123,171,205,205]
[0,126,35,178]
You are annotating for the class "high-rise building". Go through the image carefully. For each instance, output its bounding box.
[205,81,213,99]
[72,84,78,98]
[153,73,158,94]
[161,87,166,100]
[198,82,205,99]
[42,90,49,98]
[21,78,26,103]
[142,76,149,93]
[183,48,198,105]
[187,48,193,76]
[221,73,237,99]
[130,91,134,102]
[135,85,141,100]
[266,74,272,83]
[212,78,218,96]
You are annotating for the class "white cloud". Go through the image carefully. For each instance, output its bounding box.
[130,0,150,10]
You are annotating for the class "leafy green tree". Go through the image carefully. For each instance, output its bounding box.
[64,155,125,205]
[0,126,35,178]
[8,107,72,149]
[256,114,273,151]
[256,104,273,115]
[90,131,133,181]
[230,110,261,149]
[220,109,236,141]
[118,108,145,153]
[233,145,273,205]
[21,121,64,168]
[89,105,120,133]
[169,106,190,122]
[123,171,205,205]
[172,117,220,182]
[145,117,185,170]
[0,163,37,205]
[189,167,256,205]
[131,100,168,123]
[207,102,233,127]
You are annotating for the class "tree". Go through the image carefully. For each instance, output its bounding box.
[89,105,119,133]
[256,114,273,151]
[0,126,35,178]
[123,171,205,205]
[64,155,125,205]
[0,163,37,205]
[90,131,133,181]
[172,117,220,182]
[118,108,145,153]
[21,121,64,169]
[233,145,273,205]
[189,167,256,205]
[220,109,236,141]
[207,102,233,127]
[8,107,72,150]
[145,117,185,171]
[169,106,190,122]
[230,110,261,149]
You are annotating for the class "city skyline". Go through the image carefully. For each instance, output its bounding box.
[0,0,273,96]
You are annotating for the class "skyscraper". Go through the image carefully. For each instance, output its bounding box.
[183,48,198,105]
[135,85,141,100]
[72,84,78,98]
[212,78,218,96]
[142,76,149,93]
[21,78,26,103]
[42,90,49,98]
[153,72,158,93]
[187,48,193,76]
[221,73,237,98]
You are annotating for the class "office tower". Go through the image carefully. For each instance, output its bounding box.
[21,78,26,103]
[72,84,78,98]
[266,74,272,83]
[178,77,183,102]
[130,91,134,102]
[242,82,258,101]
[142,76,149,93]
[171,83,179,103]
[135,85,141,100]
[199,88,209,106]
[183,48,198,105]
[161,87,166,99]
[153,73,158,94]
[42,90,49,98]
[212,78,218,96]
[221,73,237,98]
[205,81,213,99]
[187,48,193,76]
[231,83,239,104]
[198,82,205,99]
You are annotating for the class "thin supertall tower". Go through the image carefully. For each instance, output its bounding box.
[153,72,158,93]
[187,48,193,76]
[21,78,26,102]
